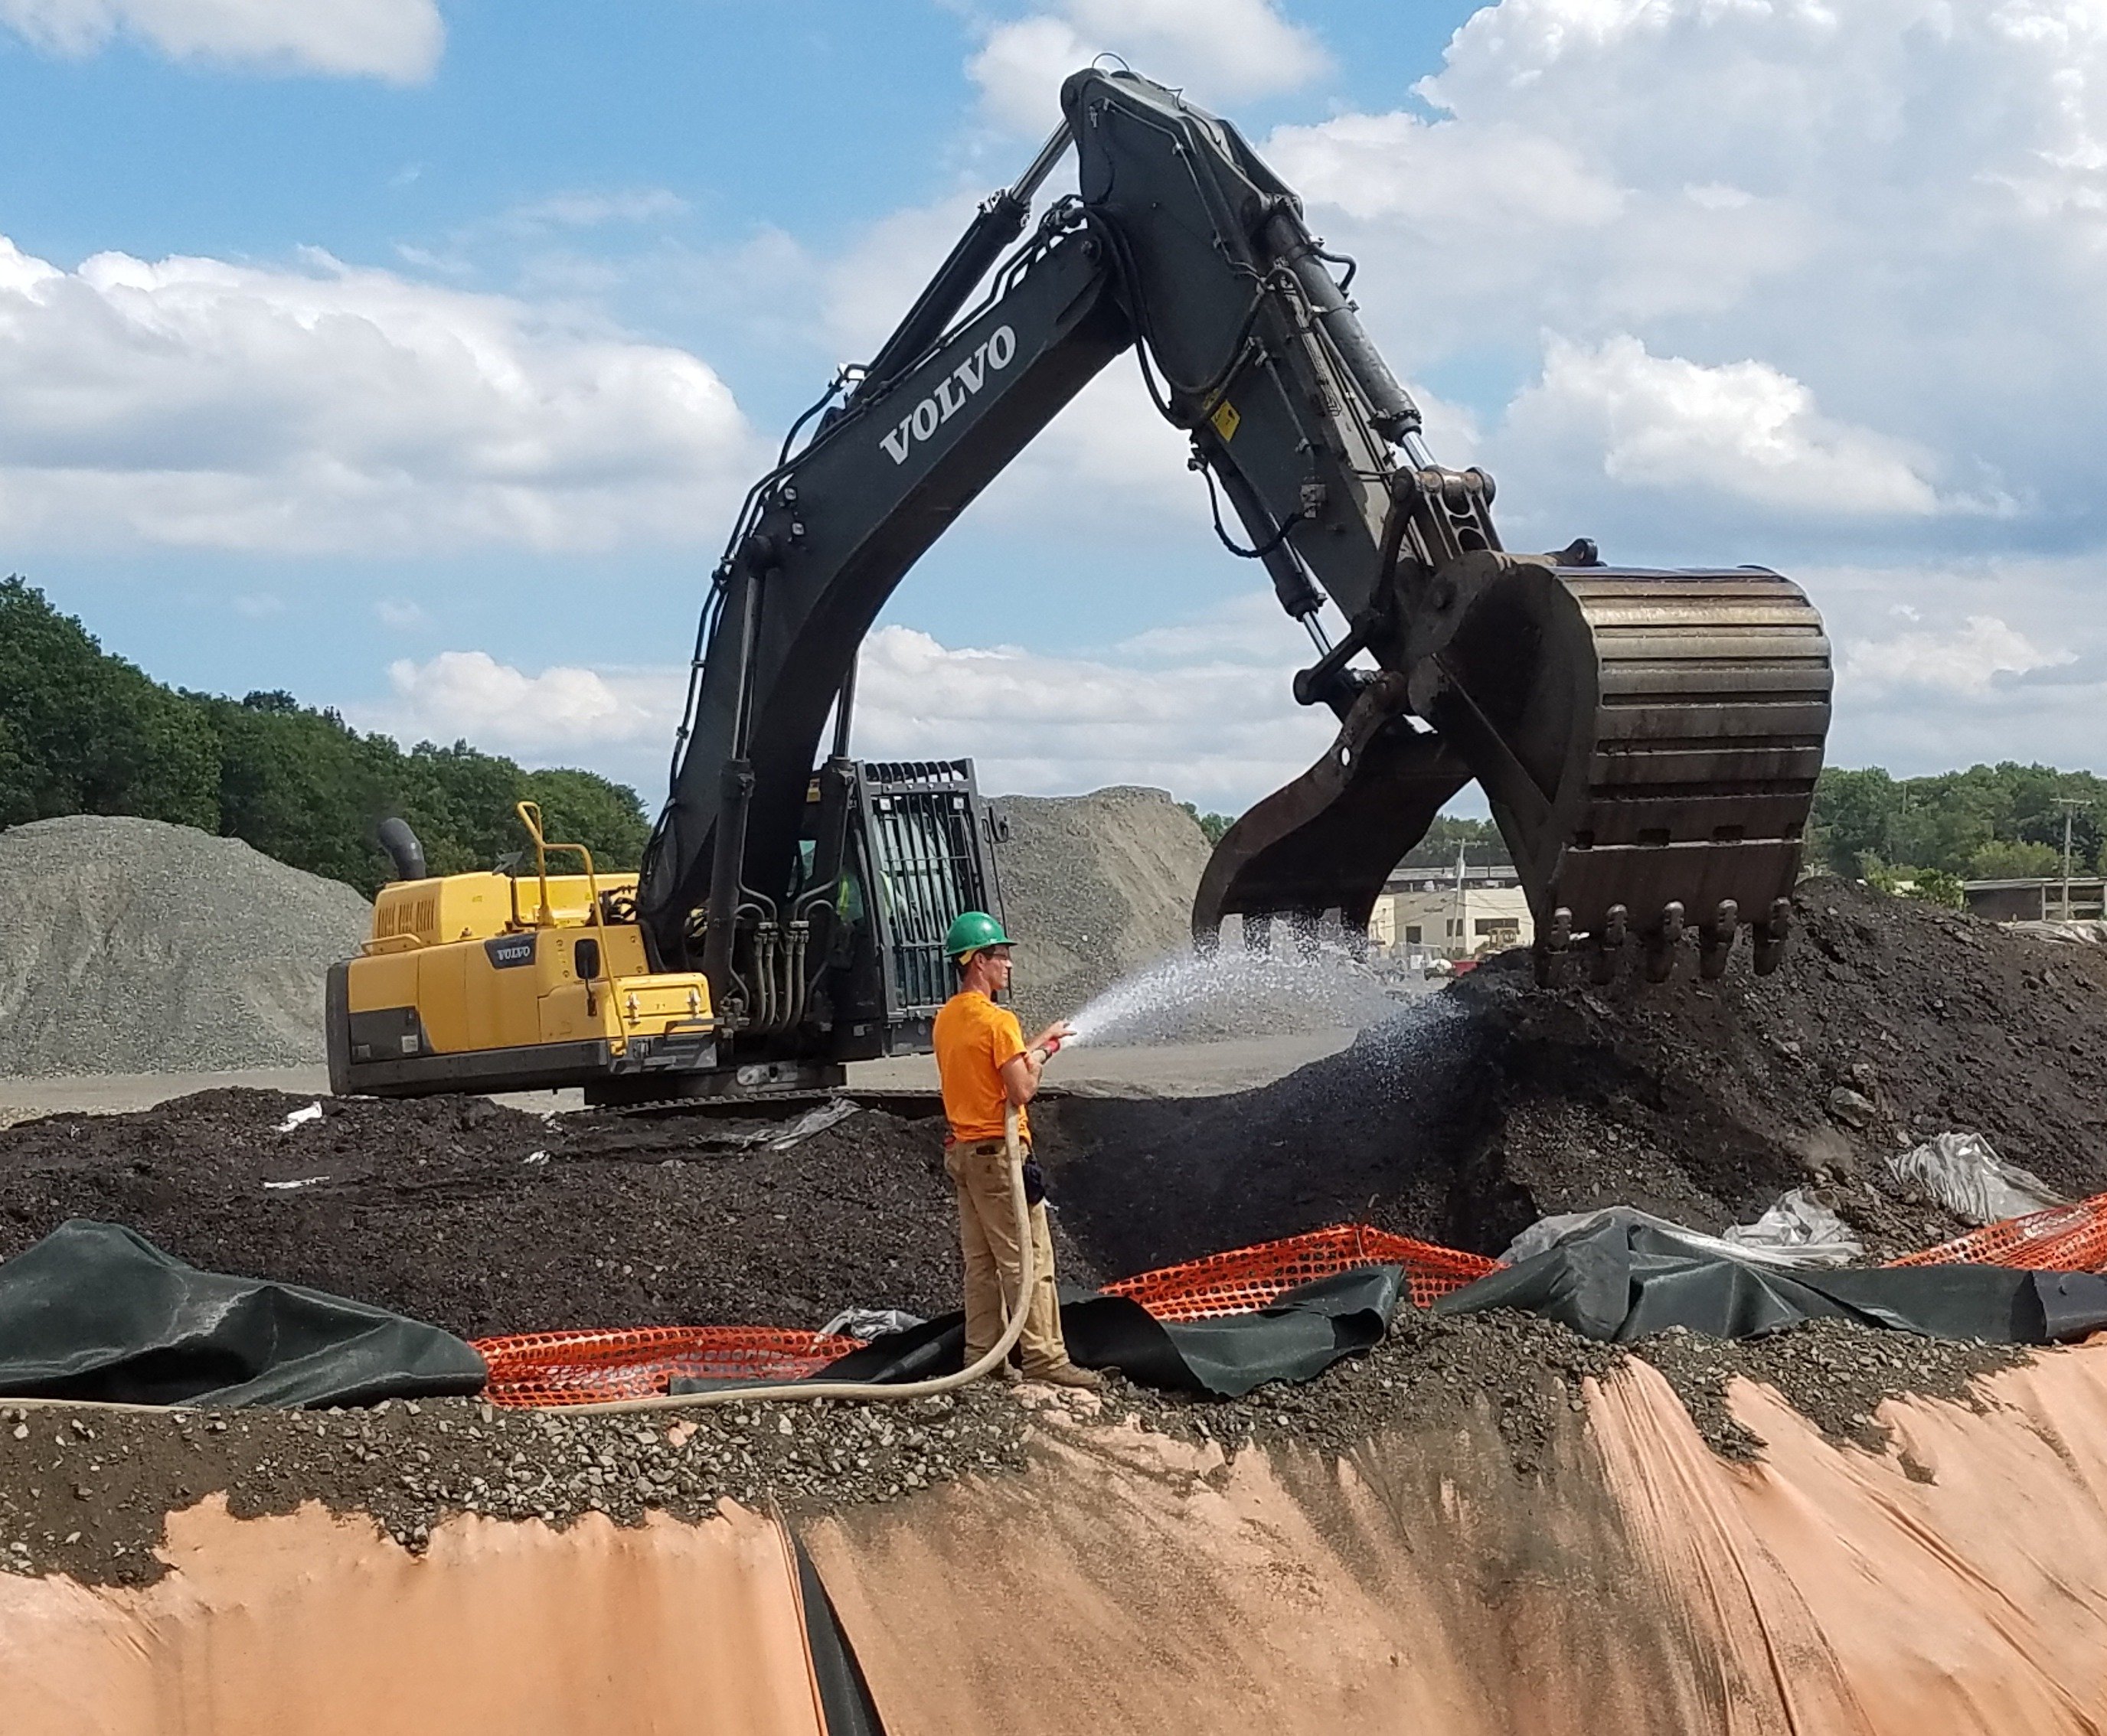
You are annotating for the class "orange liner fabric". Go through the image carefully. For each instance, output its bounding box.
[475,1223,1502,1408]
[1101,1223,1501,1318]
[476,1326,863,1408]
[1886,1189,2107,1274]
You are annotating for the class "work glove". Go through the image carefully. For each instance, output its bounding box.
[1022,1158,1047,1207]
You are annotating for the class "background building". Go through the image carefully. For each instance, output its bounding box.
[1368,854,1534,961]
[1963,876,2107,922]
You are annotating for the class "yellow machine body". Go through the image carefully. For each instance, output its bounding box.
[325,811,718,1100]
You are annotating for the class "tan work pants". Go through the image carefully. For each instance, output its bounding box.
[945,1138,1070,1375]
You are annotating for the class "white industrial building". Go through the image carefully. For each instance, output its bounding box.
[1368,874,1534,961]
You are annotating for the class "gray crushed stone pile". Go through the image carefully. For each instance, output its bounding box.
[990,787,1214,1033]
[0,815,371,1077]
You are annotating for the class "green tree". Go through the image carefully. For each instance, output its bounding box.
[1813,763,2107,883]
[525,767,651,870]
[0,577,657,898]
[0,578,218,828]
[1178,801,1233,846]
[1967,837,2063,880]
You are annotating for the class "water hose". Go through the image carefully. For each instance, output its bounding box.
[543,1102,1039,1416]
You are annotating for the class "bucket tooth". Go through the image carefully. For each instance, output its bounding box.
[1644,901,1686,983]
[1531,906,1573,987]
[1697,898,1739,981]
[1752,896,1793,975]
[1588,903,1628,985]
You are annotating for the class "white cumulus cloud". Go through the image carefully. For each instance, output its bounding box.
[377,651,679,755]
[1501,334,1948,519]
[0,232,762,554]
[1257,0,2107,558]
[970,0,1329,133]
[356,599,1344,811]
[1841,615,2076,697]
[0,0,443,81]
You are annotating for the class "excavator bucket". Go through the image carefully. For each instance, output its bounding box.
[1198,563,1831,983]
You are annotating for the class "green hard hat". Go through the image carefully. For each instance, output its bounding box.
[944,910,1014,961]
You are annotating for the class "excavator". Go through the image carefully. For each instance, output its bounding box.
[326,67,1832,1106]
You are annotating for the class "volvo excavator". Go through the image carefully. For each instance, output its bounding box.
[327,67,1832,1106]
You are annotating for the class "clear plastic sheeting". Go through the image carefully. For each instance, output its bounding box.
[817,1307,926,1342]
[1720,1188,1864,1265]
[1501,1196,1863,1271]
[1889,1131,2065,1226]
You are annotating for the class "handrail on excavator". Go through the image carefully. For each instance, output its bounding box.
[514,801,633,1059]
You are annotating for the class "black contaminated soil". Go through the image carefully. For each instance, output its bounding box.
[0,876,2099,1585]
[0,1093,1100,1340]
[1040,876,2107,1271]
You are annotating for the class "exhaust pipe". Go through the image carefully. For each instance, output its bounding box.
[377,817,428,883]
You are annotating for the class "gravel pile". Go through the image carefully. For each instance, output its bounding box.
[0,816,371,1078]
[990,787,1213,1032]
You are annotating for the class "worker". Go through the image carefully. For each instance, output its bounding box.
[932,911,1099,1389]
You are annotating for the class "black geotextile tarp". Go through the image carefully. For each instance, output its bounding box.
[672,1268,1405,1401]
[0,1219,488,1408]
[1434,1217,2107,1345]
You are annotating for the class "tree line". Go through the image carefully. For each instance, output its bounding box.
[0,578,651,899]
[1809,764,2105,889]
[1190,766,2105,899]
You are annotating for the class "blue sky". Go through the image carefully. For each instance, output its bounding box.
[5,0,2105,811]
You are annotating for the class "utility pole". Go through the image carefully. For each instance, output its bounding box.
[2054,795,2086,921]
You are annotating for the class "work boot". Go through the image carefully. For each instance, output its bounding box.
[1024,1362,1102,1390]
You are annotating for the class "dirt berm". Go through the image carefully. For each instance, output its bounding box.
[0,815,371,1078]
[1044,876,2107,1275]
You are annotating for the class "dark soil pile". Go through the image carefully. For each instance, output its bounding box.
[1038,877,2107,1274]
[0,875,2096,1588]
[0,1089,1100,1340]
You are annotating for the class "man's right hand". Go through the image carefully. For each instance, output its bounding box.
[1032,1020,1075,1057]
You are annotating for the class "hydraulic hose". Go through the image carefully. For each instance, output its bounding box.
[544,1103,1040,1416]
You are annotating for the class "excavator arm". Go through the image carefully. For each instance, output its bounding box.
[639,67,1831,1032]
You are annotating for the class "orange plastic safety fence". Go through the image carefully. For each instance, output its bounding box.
[1103,1222,1501,1320]
[473,1225,1502,1405]
[475,1325,862,1409]
[1886,1189,2107,1274]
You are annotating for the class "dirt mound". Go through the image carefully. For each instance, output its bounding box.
[0,1088,1101,1340]
[989,787,1212,1031]
[0,816,371,1078]
[1037,877,2107,1274]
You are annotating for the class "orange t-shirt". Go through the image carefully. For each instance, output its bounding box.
[933,990,1030,1144]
